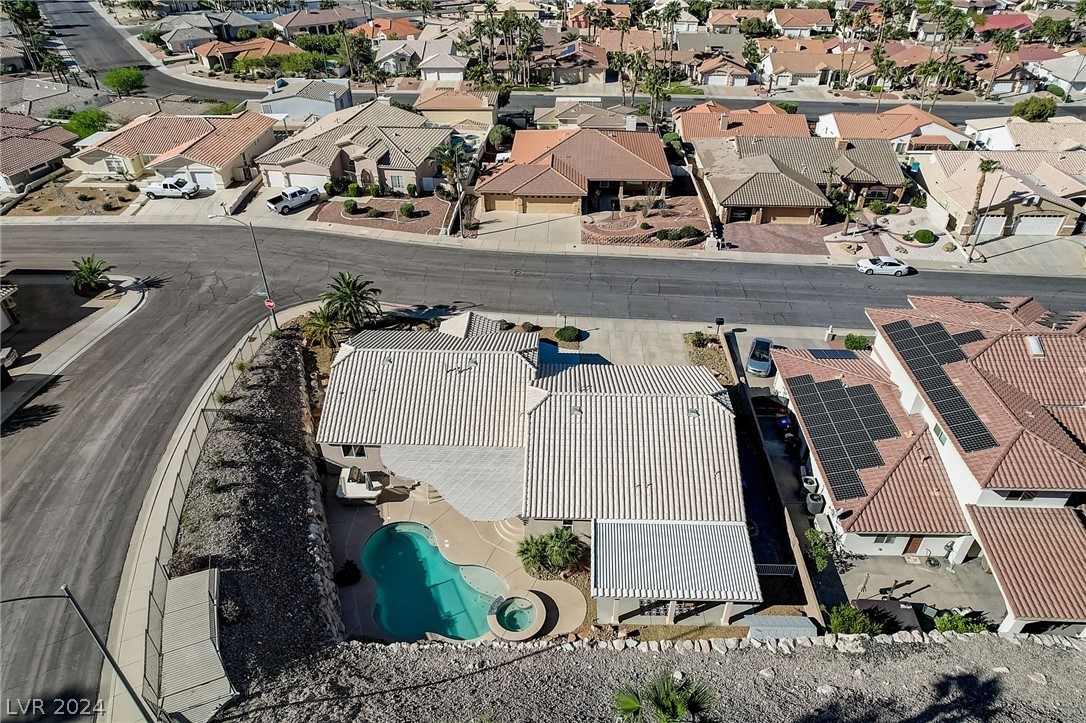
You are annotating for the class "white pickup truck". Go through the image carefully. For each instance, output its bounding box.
[141,175,199,200]
[267,185,321,214]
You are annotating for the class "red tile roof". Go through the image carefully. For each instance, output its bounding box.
[676,112,810,140]
[353,17,420,39]
[510,128,671,182]
[828,105,958,140]
[974,13,1032,32]
[770,8,832,27]
[0,135,69,176]
[84,112,274,169]
[967,505,1086,621]
[192,37,297,60]
[707,8,766,26]
[474,154,587,196]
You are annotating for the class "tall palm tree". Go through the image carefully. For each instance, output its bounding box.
[360,62,388,97]
[984,29,1019,100]
[966,159,1003,262]
[610,50,630,104]
[628,48,648,107]
[660,1,681,84]
[616,17,630,54]
[483,0,499,78]
[429,141,472,183]
[85,67,100,90]
[915,58,941,106]
[302,305,342,347]
[613,673,716,723]
[320,272,382,331]
[874,61,902,111]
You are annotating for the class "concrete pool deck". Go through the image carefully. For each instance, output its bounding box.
[326,487,587,642]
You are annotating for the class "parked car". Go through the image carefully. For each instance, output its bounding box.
[267,185,321,214]
[746,337,774,378]
[856,256,914,276]
[141,175,199,200]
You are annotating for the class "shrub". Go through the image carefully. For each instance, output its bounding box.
[214,391,232,405]
[126,183,139,193]
[365,207,381,218]
[516,535,549,577]
[804,528,833,573]
[407,182,417,197]
[844,333,871,350]
[651,198,667,209]
[690,331,713,349]
[870,85,882,93]
[369,182,381,197]
[517,528,587,578]
[935,613,987,633]
[234,360,250,373]
[346,182,361,197]
[101,201,117,212]
[1046,84,1065,99]
[1011,96,1056,122]
[219,598,243,625]
[639,221,651,230]
[942,241,957,252]
[344,199,358,215]
[399,202,415,218]
[102,67,145,96]
[868,199,887,215]
[204,477,219,494]
[886,204,899,214]
[662,132,681,144]
[554,325,580,343]
[774,101,799,114]
[519,321,539,332]
[334,560,362,587]
[77,193,93,202]
[655,225,703,241]
[324,182,334,197]
[826,604,884,635]
[47,106,75,120]
[909,192,927,208]
[914,229,936,244]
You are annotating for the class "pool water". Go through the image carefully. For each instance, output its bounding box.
[361,522,507,641]
[495,597,537,632]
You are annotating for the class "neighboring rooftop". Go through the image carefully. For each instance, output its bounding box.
[260,78,350,103]
[100,95,211,120]
[931,150,1086,214]
[509,128,671,182]
[823,105,959,141]
[533,101,643,130]
[967,116,1086,152]
[273,6,365,28]
[414,86,496,111]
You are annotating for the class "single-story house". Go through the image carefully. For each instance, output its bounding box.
[413,86,497,127]
[596,28,665,54]
[815,105,970,153]
[0,77,108,119]
[706,8,767,33]
[959,51,1039,97]
[694,54,752,86]
[258,78,353,122]
[256,97,451,192]
[965,116,1086,152]
[692,135,905,224]
[375,38,454,75]
[759,52,839,88]
[533,101,647,131]
[532,41,609,85]
[354,17,421,45]
[315,311,762,627]
[475,128,672,213]
[272,7,365,40]
[918,150,1086,237]
[673,101,810,141]
[191,37,298,71]
[1,35,27,73]
[161,25,216,53]
[676,31,746,55]
[0,112,78,195]
[767,8,834,38]
[418,53,471,83]
[1027,55,1086,98]
[100,95,211,121]
[65,111,276,189]
[972,13,1033,38]
[568,2,631,29]
[158,11,259,41]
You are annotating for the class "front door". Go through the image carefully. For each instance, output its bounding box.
[904,536,923,554]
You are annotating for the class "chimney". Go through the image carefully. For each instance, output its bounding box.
[329,91,338,104]
[266,84,275,94]
[835,136,850,151]
[625,114,637,131]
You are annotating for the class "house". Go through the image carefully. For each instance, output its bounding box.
[160,24,216,53]
[815,106,970,153]
[775,296,1086,636]
[1028,55,1086,98]
[65,111,276,189]
[413,86,497,127]
[694,54,752,86]
[533,101,647,131]
[375,38,454,75]
[676,31,746,55]
[0,112,78,195]
[255,97,451,192]
[158,11,259,40]
[972,13,1033,38]
[918,150,1086,237]
[706,8,767,33]
[767,8,834,38]
[0,285,18,336]
[272,7,366,40]
[532,41,609,85]
[418,53,471,82]
[568,2,631,29]
[673,101,810,141]
[965,115,1086,151]
[962,51,1039,97]
[759,52,839,88]
[315,311,762,627]
[258,78,353,124]
[692,136,905,224]
[354,17,421,45]
[476,128,671,213]
[471,0,542,20]
[1,35,27,72]
[0,78,108,119]
[596,27,664,54]
[100,95,212,122]
[191,37,298,71]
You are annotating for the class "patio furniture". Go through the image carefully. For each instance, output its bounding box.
[337,466,383,505]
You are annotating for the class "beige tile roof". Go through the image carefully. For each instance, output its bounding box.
[353,16,420,39]
[143,112,274,169]
[0,112,41,131]
[274,6,365,28]
[756,37,828,54]
[828,105,959,140]
[737,136,904,186]
[0,134,70,176]
[100,96,210,120]
[707,8,766,26]
[192,37,296,60]
[967,505,1086,621]
[474,154,588,196]
[770,7,832,27]
[763,52,837,75]
[414,86,495,110]
[510,128,671,182]
[534,101,643,130]
[932,150,1086,214]
[596,27,663,53]
[677,112,810,140]
[81,112,270,169]
[774,348,967,535]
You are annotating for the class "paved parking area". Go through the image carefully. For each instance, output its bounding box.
[128,184,248,219]
[472,211,582,252]
[971,233,1086,276]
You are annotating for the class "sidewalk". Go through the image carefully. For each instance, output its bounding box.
[1,275,145,422]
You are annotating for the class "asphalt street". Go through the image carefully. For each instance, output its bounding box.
[2,223,1085,720]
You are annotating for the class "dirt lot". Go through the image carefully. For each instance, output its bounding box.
[311,196,451,235]
[6,174,134,217]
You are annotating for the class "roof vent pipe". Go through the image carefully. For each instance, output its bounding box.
[1026,336,1045,357]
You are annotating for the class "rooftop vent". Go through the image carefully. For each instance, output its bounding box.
[571,404,583,417]
[687,407,700,418]
[1026,336,1045,357]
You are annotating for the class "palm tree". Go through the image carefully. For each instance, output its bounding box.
[660,1,681,84]
[613,672,717,723]
[84,67,100,90]
[320,272,382,331]
[966,159,1003,262]
[302,305,342,347]
[430,141,472,184]
[69,256,112,295]
[360,62,388,97]
[874,61,902,112]
[838,198,859,237]
[915,58,941,106]
[984,29,1019,100]
[483,0,499,78]
[616,17,630,54]
[610,50,630,104]
[628,48,648,107]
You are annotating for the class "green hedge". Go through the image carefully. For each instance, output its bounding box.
[915,229,936,244]
[654,225,703,241]
[554,325,581,343]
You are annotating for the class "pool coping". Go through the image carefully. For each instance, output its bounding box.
[488,590,548,642]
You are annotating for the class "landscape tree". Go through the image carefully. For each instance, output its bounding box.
[739,16,775,37]
[2,0,45,71]
[68,256,113,295]
[360,62,389,97]
[63,108,111,139]
[609,50,630,104]
[984,29,1019,100]
[319,272,382,331]
[742,38,761,67]
[1010,95,1056,122]
[627,48,649,107]
[84,66,100,90]
[235,27,256,40]
[487,123,513,148]
[203,101,237,115]
[429,141,472,184]
[613,672,716,723]
[102,67,146,96]
[257,25,281,39]
[302,305,342,347]
[965,159,1003,262]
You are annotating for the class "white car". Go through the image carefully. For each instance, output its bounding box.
[856,256,913,276]
[141,175,200,200]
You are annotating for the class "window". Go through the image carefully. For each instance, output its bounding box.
[340,445,366,458]
[562,519,574,528]
[389,174,405,189]
[874,535,897,544]
[1005,491,1037,502]
[866,187,889,200]
[105,158,127,173]
[934,424,948,445]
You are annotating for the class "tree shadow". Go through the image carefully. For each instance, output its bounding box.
[2,402,61,436]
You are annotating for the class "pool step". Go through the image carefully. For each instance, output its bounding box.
[408,482,444,503]
[494,516,525,543]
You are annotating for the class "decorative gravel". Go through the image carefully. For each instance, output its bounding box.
[174,337,334,685]
[215,634,1086,722]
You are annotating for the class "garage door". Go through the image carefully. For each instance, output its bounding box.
[707,75,726,86]
[286,173,328,190]
[1012,214,1064,236]
[992,81,1014,94]
[265,170,286,188]
[522,197,578,214]
[192,171,217,190]
[975,215,1006,238]
[485,196,520,212]
[437,71,461,81]
[765,207,811,224]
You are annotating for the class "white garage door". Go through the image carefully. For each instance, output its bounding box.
[1012,214,1064,235]
[992,81,1014,94]
[286,173,327,190]
[707,75,727,86]
[265,170,286,188]
[437,71,461,81]
[192,171,217,190]
[975,215,1006,238]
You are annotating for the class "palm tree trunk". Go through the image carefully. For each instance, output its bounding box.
[984,49,1005,100]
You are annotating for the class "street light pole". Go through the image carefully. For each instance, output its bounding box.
[966,171,1005,264]
[210,210,279,329]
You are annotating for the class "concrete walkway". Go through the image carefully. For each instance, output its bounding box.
[1,275,145,422]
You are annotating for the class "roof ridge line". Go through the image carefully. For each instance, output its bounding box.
[841,431,926,531]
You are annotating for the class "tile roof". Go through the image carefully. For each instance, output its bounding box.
[100,96,210,120]
[418,53,470,69]
[774,348,967,535]
[591,520,762,602]
[0,112,41,131]
[534,101,643,130]
[825,105,959,140]
[80,112,273,168]
[510,128,671,183]
[274,6,365,27]
[0,78,105,118]
[146,112,274,168]
[354,16,420,39]
[756,37,828,55]
[192,37,296,60]
[931,150,1086,213]
[414,86,495,110]
[474,154,588,196]
[770,8,833,26]
[762,52,838,75]
[375,38,455,64]
[533,40,608,68]
[677,112,810,141]
[707,8,766,26]
[0,134,70,176]
[0,112,77,146]
[967,505,1086,621]
[261,79,349,103]
[696,143,830,208]
[734,136,905,187]
[974,13,1032,31]
[523,365,742,521]
[596,27,664,53]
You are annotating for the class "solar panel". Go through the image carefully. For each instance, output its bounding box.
[952,330,986,345]
[810,349,858,359]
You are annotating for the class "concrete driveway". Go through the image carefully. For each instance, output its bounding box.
[130,186,227,219]
[971,233,1086,276]
[473,211,582,252]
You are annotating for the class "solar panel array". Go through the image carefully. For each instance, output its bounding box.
[810,349,858,360]
[881,320,999,453]
[786,374,900,501]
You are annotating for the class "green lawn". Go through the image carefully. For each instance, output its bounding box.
[665,83,705,95]
[512,85,554,92]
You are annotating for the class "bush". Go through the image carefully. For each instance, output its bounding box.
[662,132,681,144]
[826,604,884,635]
[234,360,250,373]
[1046,84,1065,99]
[914,229,936,244]
[909,192,927,208]
[101,201,117,212]
[517,528,588,578]
[369,182,381,197]
[126,183,139,193]
[690,331,713,349]
[868,199,887,215]
[64,109,111,139]
[47,106,74,120]
[102,67,145,96]
[886,204,899,214]
[346,182,361,197]
[214,391,231,405]
[407,182,417,197]
[639,221,651,230]
[139,27,165,46]
[651,198,667,209]
[804,528,833,573]
[334,560,362,587]
[344,199,358,214]
[654,225,703,241]
[1011,96,1056,122]
[324,182,334,197]
[844,333,871,350]
[219,598,243,625]
[399,202,415,218]
[554,325,580,343]
[77,193,93,202]
[520,321,539,332]
[165,549,209,578]
[365,207,381,218]
[774,101,799,114]
[935,612,988,633]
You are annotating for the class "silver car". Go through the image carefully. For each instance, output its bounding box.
[746,337,774,378]
[856,256,913,276]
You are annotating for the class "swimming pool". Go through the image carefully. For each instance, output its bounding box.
[361,522,507,641]
[495,597,538,632]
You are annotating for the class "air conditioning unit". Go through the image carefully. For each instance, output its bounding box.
[802,476,819,494]
[806,493,825,515]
